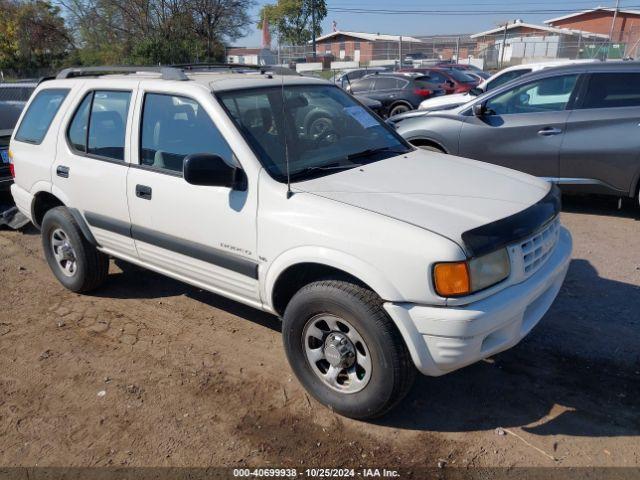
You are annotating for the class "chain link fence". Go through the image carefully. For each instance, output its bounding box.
[274,28,639,74]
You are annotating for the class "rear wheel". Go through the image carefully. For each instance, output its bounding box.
[282,280,416,419]
[41,207,109,292]
[388,103,411,117]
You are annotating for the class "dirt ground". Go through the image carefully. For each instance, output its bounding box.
[0,195,638,475]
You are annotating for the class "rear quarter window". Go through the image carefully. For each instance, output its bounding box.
[14,89,69,144]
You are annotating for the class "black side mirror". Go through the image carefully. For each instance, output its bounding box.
[472,103,486,117]
[469,87,484,96]
[183,153,246,190]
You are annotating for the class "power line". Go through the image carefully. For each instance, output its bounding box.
[327,6,640,16]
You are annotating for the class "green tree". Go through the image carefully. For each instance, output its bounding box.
[258,0,326,46]
[0,0,72,75]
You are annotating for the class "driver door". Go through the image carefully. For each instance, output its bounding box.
[458,74,579,178]
[126,87,261,306]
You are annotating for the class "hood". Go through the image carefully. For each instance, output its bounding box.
[295,149,551,253]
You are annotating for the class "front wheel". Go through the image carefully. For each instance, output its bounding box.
[282,280,416,419]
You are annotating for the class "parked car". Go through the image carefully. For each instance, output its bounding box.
[403,52,427,65]
[0,81,36,228]
[10,66,571,419]
[462,70,492,82]
[0,81,37,129]
[399,67,479,94]
[0,129,13,192]
[332,67,389,89]
[348,73,446,116]
[416,60,601,113]
[393,61,640,205]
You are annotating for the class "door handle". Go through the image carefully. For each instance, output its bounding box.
[135,184,152,200]
[56,165,70,178]
[537,127,563,136]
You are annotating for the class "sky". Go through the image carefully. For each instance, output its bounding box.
[239,0,629,46]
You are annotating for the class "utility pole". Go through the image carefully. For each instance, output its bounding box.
[606,0,621,60]
[455,36,460,62]
[499,21,510,68]
[311,0,317,60]
[399,36,403,69]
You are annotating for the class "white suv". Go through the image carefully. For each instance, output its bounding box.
[9,66,572,419]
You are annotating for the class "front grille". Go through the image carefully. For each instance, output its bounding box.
[519,218,560,277]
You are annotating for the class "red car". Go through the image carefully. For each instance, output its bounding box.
[399,67,479,94]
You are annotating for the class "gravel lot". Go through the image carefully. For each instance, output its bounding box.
[0,194,638,474]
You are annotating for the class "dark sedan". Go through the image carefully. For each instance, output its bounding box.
[347,73,445,117]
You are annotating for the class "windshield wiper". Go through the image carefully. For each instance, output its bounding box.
[346,146,409,162]
[289,163,363,181]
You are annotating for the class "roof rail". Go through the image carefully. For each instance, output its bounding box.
[172,62,264,71]
[56,66,188,81]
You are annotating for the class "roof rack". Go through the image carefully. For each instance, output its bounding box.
[56,66,188,81]
[171,63,271,74]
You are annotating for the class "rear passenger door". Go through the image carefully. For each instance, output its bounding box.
[54,81,138,259]
[126,87,260,306]
[559,71,640,195]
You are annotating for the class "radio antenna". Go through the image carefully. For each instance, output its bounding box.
[280,65,293,199]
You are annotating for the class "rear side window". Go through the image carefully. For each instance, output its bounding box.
[140,93,234,173]
[374,77,398,90]
[67,90,131,161]
[581,73,640,109]
[350,78,374,93]
[15,89,69,144]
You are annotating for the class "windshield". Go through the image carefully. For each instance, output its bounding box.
[218,84,411,182]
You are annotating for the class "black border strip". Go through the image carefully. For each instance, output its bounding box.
[84,212,258,279]
[461,184,561,258]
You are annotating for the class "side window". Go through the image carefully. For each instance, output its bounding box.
[140,93,234,173]
[350,78,373,93]
[485,74,578,115]
[581,73,640,109]
[486,69,531,91]
[374,77,398,90]
[15,89,69,144]
[67,90,131,161]
[428,72,446,84]
[67,93,92,152]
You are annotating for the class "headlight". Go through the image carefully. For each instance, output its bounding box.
[433,249,510,297]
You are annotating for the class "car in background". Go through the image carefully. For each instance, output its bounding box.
[1,81,37,192]
[0,129,13,192]
[0,81,37,130]
[393,61,640,206]
[399,67,479,94]
[403,52,428,65]
[416,59,601,113]
[348,73,446,117]
[462,70,492,82]
[333,67,389,89]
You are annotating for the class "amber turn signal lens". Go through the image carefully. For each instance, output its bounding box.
[434,262,471,297]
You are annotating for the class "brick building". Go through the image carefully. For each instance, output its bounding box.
[313,31,423,63]
[545,7,640,57]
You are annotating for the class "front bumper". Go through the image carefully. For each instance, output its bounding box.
[384,226,572,376]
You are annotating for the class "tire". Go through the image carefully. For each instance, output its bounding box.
[415,143,445,153]
[388,103,411,117]
[41,207,109,293]
[282,280,416,419]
